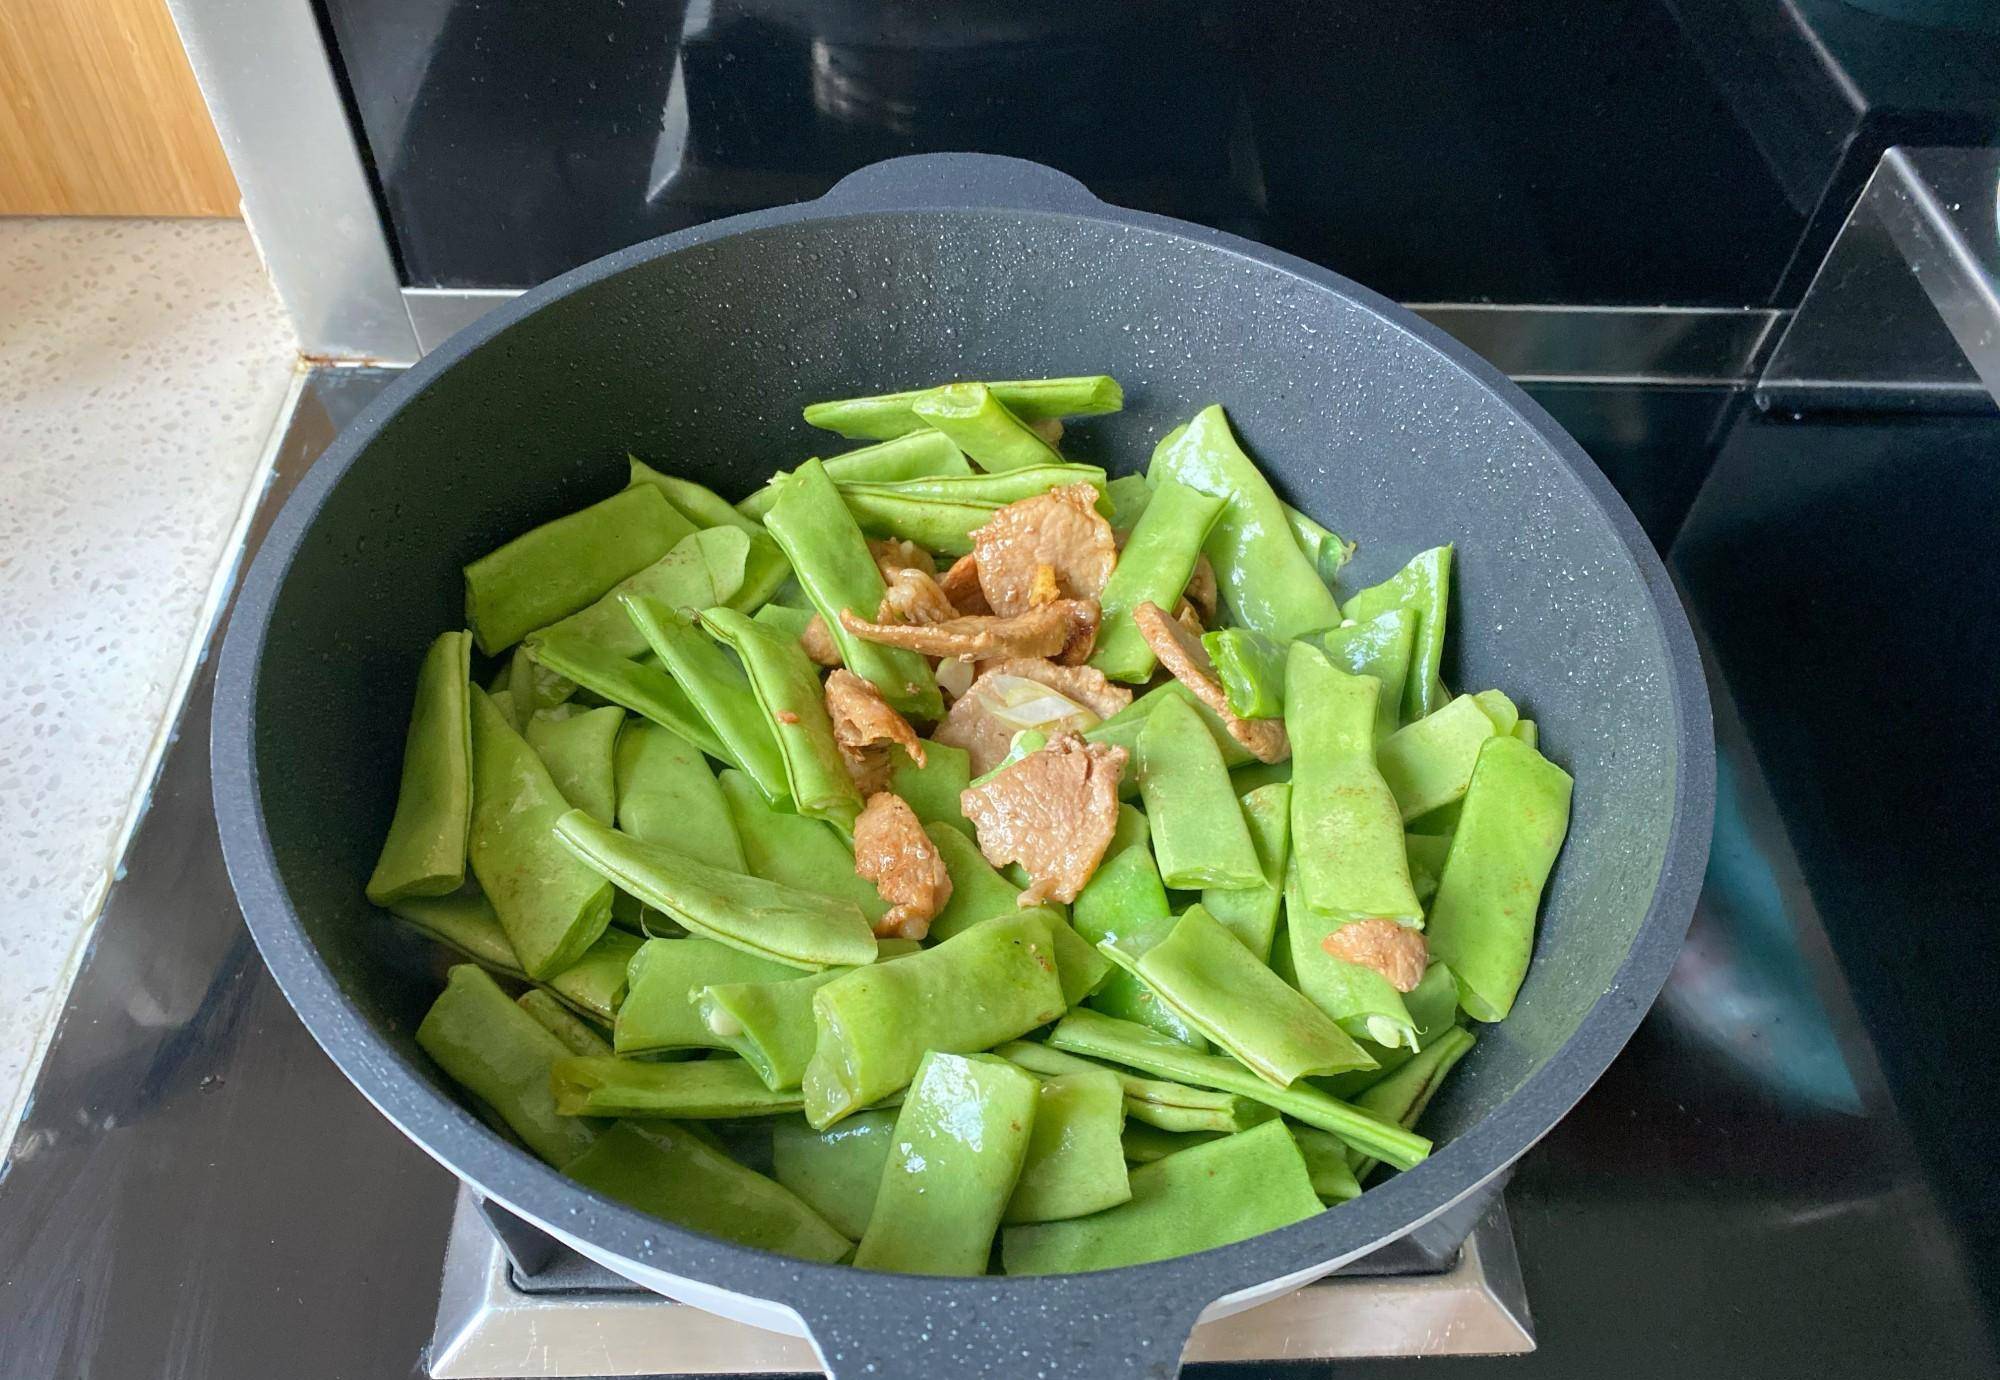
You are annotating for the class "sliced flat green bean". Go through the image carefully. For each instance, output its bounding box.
[1285,643,1422,924]
[627,458,791,611]
[1102,905,1373,1084]
[1317,961,1462,1098]
[527,634,733,764]
[505,641,575,728]
[1137,694,1262,889]
[695,950,914,1092]
[1091,479,1228,683]
[530,527,750,659]
[1310,608,1418,739]
[615,936,798,1054]
[763,458,940,718]
[770,1109,899,1240]
[1512,718,1538,749]
[1120,1123,1221,1164]
[1282,857,1419,1051]
[566,1120,852,1263]
[622,597,790,807]
[517,989,613,1056]
[802,910,1067,1127]
[1002,1119,1321,1275]
[1403,831,1450,907]
[1004,1069,1131,1224]
[467,689,614,978]
[751,601,815,643]
[1071,806,1205,1048]
[1227,759,1293,794]
[1084,680,1251,797]
[393,890,639,1024]
[997,1041,1275,1135]
[888,741,971,836]
[1281,502,1357,583]
[1473,688,1519,734]
[1424,736,1573,1021]
[909,382,1066,472]
[924,819,1030,939]
[1146,406,1341,640]
[1202,627,1288,719]
[702,606,863,829]
[854,1053,1041,1274]
[1104,473,1154,532]
[366,631,473,905]
[417,965,601,1167]
[464,484,692,654]
[1202,781,1291,961]
[1377,694,1499,822]
[739,431,972,520]
[614,720,745,871]
[1288,1123,1363,1201]
[525,705,625,826]
[804,376,1122,441]
[835,489,997,556]
[720,770,888,928]
[1346,1025,1476,1182]
[842,463,1105,507]
[1049,1009,1429,1169]
[554,809,877,970]
[1342,545,1453,722]
[552,1054,805,1118]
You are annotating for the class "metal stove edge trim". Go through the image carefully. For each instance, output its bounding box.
[426,1187,1534,1377]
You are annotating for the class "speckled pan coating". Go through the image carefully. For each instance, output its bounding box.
[211,155,1713,1379]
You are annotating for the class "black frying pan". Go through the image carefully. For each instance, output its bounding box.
[211,154,1713,1378]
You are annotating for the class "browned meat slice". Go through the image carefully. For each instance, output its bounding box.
[960,732,1126,905]
[935,659,1134,775]
[825,668,923,794]
[800,614,843,668]
[877,567,959,627]
[1183,553,1218,624]
[869,538,937,579]
[840,599,1098,665]
[938,554,990,616]
[1321,920,1428,993]
[1132,601,1289,764]
[970,484,1116,617]
[853,792,952,940]
[1172,599,1205,638]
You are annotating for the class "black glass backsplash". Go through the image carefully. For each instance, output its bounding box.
[320,0,1842,300]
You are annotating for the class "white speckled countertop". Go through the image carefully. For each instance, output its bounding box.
[0,218,298,1153]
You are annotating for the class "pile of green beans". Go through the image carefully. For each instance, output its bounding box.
[370,374,1574,1276]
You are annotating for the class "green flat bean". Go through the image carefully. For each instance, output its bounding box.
[1146,406,1341,640]
[1282,857,1419,1051]
[1001,1119,1322,1275]
[1403,831,1450,907]
[1288,1123,1363,1201]
[720,770,889,928]
[1120,1123,1221,1164]
[517,989,613,1056]
[525,705,625,826]
[614,720,745,871]
[694,947,921,1092]
[888,741,972,835]
[771,1110,898,1240]
[1472,688,1519,734]
[1137,695,1263,889]
[1424,736,1573,1021]
[854,1053,1041,1274]
[1004,1068,1131,1224]
[417,965,601,1167]
[552,1054,805,1118]
[1310,608,1418,740]
[739,431,972,520]
[1346,1025,1476,1183]
[804,376,1122,441]
[1284,643,1422,924]
[841,463,1105,507]
[763,459,940,718]
[1281,502,1357,583]
[702,607,863,829]
[464,484,692,654]
[1342,545,1453,722]
[1227,759,1293,794]
[835,489,997,556]
[366,631,473,905]
[750,601,815,644]
[802,909,1067,1128]
[1316,961,1462,1099]
[1084,681,1251,797]
[530,527,750,658]
[622,597,790,807]
[1049,1009,1429,1169]
[909,382,1066,472]
[1202,782,1291,961]
[1104,473,1154,532]
[505,642,575,729]
[568,1121,852,1263]
[468,689,614,978]
[1101,906,1373,1084]
[1071,806,1206,1048]
[1091,479,1228,683]
[393,890,639,1024]
[923,820,1030,939]
[1202,627,1288,720]
[554,809,877,970]
[615,936,798,1055]
[527,634,733,764]
[997,1041,1275,1135]
[1376,694,1499,822]
[1513,718,1538,749]
[627,458,791,611]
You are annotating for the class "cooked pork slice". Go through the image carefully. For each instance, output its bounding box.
[970,484,1116,617]
[959,732,1125,906]
[853,792,952,940]
[1132,601,1289,764]
[935,659,1134,775]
